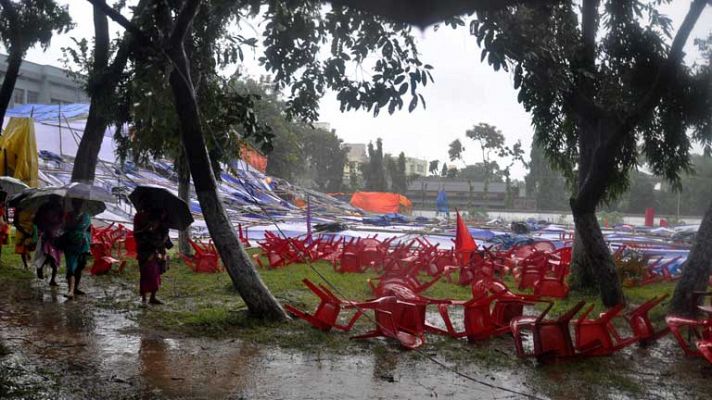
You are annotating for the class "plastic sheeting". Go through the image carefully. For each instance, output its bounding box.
[5,103,90,121]
[240,143,268,173]
[436,189,449,213]
[0,117,39,187]
[350,192,413,214]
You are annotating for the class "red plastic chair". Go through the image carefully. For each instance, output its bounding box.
[511,301,593,362]
[123,231,137,258]
[334,251,365,273]
[438,283,507,342]
[532,266,570,299]
[89,242,120,275]
[666,292,712,362]
[182,239,221,273]
[285,279,363,331]
[619,294,669,344]
[348,283,449,350]
[574,304,638,356]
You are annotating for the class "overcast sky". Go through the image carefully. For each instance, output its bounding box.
[15,1,712,179]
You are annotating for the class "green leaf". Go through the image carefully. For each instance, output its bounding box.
[408,95,418,113]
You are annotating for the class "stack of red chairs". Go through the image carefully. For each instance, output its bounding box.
[89,223,129,275]
[333,236,397,273]
[438,278,540,342]
[368,255,446,297]
[182,238,221,273]
[347,283,450,350]
[254,232,314,269]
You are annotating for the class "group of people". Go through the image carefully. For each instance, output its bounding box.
[0,190,172,304]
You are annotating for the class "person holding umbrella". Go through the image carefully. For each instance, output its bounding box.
[62,198,92,299]
[0,178,31,262]
[130,185,193,305]
[13,199,37,269]
[33,196,64,286]
[134,203,171,305]
[0,191,9,258]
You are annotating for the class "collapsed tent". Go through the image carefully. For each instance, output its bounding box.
[0,117,39,187]
[350,192,413,214]
[240,143,268,173]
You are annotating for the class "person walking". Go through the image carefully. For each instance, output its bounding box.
[134,205,171,305]
[13,202,37,269]
[62,199,91,299]
[0,192,10,259]
[33,197,63,286]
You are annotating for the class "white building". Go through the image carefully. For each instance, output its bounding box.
[405,157,428,177]
[0,54,89,106]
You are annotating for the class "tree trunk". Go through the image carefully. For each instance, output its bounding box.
[71,5,111,183]
[71,103,109,182]
[166,20,286,320]
[0,49,23,128]
[176,152,192,256]
[569,231,598,292]
[669,200,712,316]
[71,0,147,182]
[571,208,625,307]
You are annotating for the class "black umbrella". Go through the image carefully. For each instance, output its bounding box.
[8,188,38,208]
[0,176,30,196]
[18,184,111,216]
[129,185,194,230]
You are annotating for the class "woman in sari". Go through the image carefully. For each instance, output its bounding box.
[63,199,91,299]
[33,197,63,286]
[14,203,37,269]
[0,191,9,259]
[134,206,170,305]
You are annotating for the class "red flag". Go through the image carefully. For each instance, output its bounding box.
[455,211,477,264]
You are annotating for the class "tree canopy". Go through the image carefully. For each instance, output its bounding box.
[0,0,72,124]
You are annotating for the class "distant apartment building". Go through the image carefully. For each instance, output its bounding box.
[406,177,535,210]
[313,121,331,132]
[342,142,368,187]
[0,54,89,107]
[404,157,427,177]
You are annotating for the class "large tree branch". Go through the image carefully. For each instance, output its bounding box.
[610,0,708,146]
[85,0,145,38]
[93,1,110,70]
[326,0,561,27]
[169,0,201,46]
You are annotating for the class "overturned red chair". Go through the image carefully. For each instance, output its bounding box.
[348,283,449,350]
[574,304,638,356]
[666,292,712,364]
[511,301,598,362]
[285,279,363,332]
[617,294,669,345]
[438,278,538,342]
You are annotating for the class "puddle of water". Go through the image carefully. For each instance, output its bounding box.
[3,274,712,399]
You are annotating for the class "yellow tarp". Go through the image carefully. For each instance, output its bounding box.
[0,117,39,187]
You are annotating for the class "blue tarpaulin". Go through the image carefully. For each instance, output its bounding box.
[436,189,449,213]
[5,104,90,121]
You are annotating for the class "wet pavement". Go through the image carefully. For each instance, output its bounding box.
[2,273,712,399]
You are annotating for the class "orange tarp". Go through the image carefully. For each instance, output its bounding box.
[350,192,413,214]
[241,143,268,173]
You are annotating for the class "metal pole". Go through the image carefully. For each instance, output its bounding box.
[58,102,63,156]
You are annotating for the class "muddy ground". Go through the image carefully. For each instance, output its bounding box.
[2,267,712,399]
